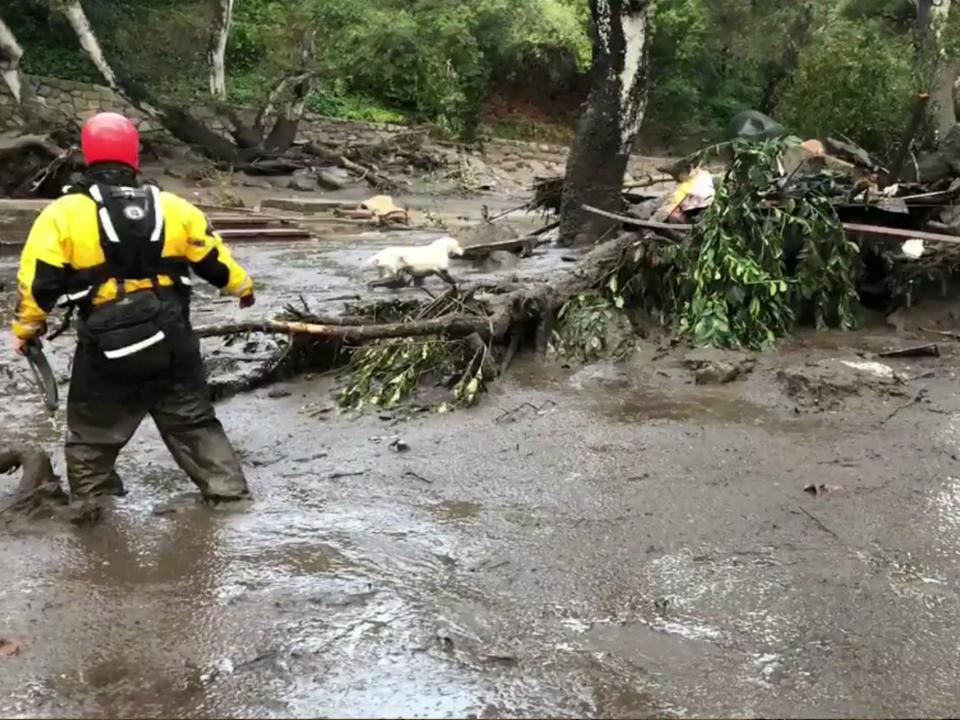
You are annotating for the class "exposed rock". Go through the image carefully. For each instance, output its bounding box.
[940,123,960,174]
[162,164,212,181]
[777,359,903,410]
[459,221,519,247]
[288,176,318,192]
[163,165,188,179]
[161,144,206,163]
[569,363,632,390]
[683,349,755,385]
[902,151,952,184]
[241,178,274,190]
[317,167,352,190]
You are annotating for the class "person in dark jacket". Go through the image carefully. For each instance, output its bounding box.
[11,112,254,503]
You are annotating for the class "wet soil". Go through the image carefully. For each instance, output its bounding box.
[3,216,960,717]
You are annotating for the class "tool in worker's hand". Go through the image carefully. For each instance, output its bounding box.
[24,339,58,415]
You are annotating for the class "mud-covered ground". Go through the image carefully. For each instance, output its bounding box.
[3,206,960,717]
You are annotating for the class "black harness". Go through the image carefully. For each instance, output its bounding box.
[61,182,191,313]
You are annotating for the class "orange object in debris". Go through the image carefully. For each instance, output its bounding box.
[801,139,825,157]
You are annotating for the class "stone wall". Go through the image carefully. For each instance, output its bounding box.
[0,75,161,132]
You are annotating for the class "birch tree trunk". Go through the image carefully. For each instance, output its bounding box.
[558,0,653,247]
[933,59,959,136]
[0,14,26,104]
[56,0,164,117]
[208,0,234,100]
[930,0,957,137]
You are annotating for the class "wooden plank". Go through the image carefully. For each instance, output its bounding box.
[462,237,542,259]
[260,197,360,214]
[207,215,298,229]
[217,228,313,242]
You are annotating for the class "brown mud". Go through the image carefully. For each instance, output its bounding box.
[2,186,960,717]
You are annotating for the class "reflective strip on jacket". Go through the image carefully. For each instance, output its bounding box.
[12,191,253,340]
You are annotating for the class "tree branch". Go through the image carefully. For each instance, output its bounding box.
[196,314,505,343]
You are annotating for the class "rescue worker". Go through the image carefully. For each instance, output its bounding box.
[11,112,254,504]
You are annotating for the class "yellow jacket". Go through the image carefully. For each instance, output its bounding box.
[12,190,253,340]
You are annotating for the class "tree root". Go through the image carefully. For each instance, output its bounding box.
[0,446,68,515]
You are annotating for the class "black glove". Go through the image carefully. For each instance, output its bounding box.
[239,291,256,309]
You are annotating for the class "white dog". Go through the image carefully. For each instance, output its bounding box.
[363,236,465,288]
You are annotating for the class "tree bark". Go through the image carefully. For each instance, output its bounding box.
[0,14,26,104]
[930,0,957,138]
[60,1,121,92]
[208,0,234,100]
[917,0,936,54]
[934,59,959,136]
[558,0,653,247]
[196,315,506,344]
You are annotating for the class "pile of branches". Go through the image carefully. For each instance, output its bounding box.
[336,291,495,413]
[596,141,862,349]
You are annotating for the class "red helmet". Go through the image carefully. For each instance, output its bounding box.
[81,112,140,171]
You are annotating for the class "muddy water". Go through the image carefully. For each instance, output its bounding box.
[3,236,960,717]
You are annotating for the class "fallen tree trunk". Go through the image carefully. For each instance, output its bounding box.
[196,313,509,343]
[199,232,638,406]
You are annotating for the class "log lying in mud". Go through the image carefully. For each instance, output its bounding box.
[196,314,508,343]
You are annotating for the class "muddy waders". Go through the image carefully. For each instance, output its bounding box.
[65,296,249,501]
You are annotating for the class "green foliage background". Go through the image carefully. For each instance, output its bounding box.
[4,0,956,149]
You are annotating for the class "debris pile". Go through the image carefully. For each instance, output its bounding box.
[531,129,960,349]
